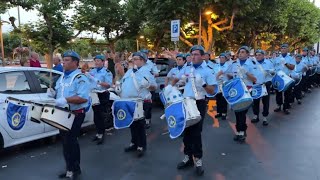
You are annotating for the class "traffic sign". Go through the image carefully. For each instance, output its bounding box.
[171,20,180,42]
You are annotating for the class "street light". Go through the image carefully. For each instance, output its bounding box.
[0,17,10,61]
[136,36,145,51]
[198,10,213,45]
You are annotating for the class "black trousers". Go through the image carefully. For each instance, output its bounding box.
[275,86,292,110]
[235,109,248,132]
[60,112,85,172]
[293,82,302,100]
[93,91,112,134]
[143,101,152,119]
[130,119,146,149]
[183,100,207,159]
[216,93,228,115]
[252,81,271,117]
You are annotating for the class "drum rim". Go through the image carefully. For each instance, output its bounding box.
[40,118,70,131]
[43,104,74,114]
[6,96,27,103]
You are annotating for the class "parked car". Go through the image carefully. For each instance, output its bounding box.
[149,58,175,100]
[0,67,94,149]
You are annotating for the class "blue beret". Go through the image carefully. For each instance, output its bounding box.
[225,51,232,56]
[140,49,149,54]
[255,49,265,55]
[190,45,205,53]
[281,44,289,48]
[176,53,185,59]
[238,46,250,53]
[219,53,227,58]
[302,47,309,52]
[295,54,302,59]
[133,52,147,61]
[63,50,80,61]
[94,55,105,61]
[185,53,191,57]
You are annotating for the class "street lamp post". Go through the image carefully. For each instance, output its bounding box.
[0,17,10,62]
[136,36,144,51]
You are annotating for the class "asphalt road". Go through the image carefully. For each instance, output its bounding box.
[1,89,320,180]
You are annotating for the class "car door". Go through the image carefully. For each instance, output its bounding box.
[0,71,45,139]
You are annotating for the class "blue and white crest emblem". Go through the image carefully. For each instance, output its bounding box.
[168,116,176,128]
[117,109,126,120]
[12,113,21,127]
[228,88,237,97]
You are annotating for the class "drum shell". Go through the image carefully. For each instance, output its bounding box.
[40,105,75,131]
[30,103,44,122]
[113,98,144,121]
[183,98,201,128]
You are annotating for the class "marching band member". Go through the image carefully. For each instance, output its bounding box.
[251,50,275,126]
[204,52,216,68]
[185,53,192,66]
[140,49,159,129]
[215,53,229,120]
[225,46,257,143]
[87,55,113,145]
[225,51,234,64]
[47,50,90,179]
[310,49,320,86]
[173,45,217,176]
[292,54,308,104]
[165,53,186,87]
[121,52,157,157]
[301,48,312,93]
[273,44,295,114]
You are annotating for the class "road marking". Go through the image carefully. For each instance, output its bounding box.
[207,100,219,128]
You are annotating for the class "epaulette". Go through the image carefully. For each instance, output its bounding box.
[251,60,256,65]
[207,65,213,69]
[232,61,237,64]
[105,68,111,72]
[150,70,154,75]
[76,73,85,79]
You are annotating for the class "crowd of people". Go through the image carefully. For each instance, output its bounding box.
[26,43,319,179]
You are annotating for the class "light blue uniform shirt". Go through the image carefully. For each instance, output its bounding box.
[55,69,90,111]
[89,68,113,91]
[255,59,275,82]
[292,60,308,75]
[167,66,184,78]
[311,55,319,65]
[302,56,313,67]
[177,61,217,99]
[216,62,231,83]
[274,54,295,75]
[225,59,258,86]
[120,64,157,100]
[146,59,159,75]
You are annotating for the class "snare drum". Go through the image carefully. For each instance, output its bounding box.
[272,70,294,92]
[251,84,268,99]
[112,98,144,129]
[40,104,75,131]
[183,98,201,127]
[90,92,100,106]
[222,78,253,112]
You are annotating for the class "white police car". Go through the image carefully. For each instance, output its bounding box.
[0,67,94,149]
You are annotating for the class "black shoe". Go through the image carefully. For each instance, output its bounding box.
[233,135,246,143]
[195,166,204,176]
[274,107,281,112]
[283,109,290,115]
[58,171,81,179]
[215,113,222,118]
[307,89,312,93]
[221,115,226,120]
[124,145,137,152]
[251,117,259,123]
[96,136,104,145]
[262,121,269,126]
[136,148,145,158]
[177,160,194,169]
[297,100,302,105]
[92,136,98,142]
